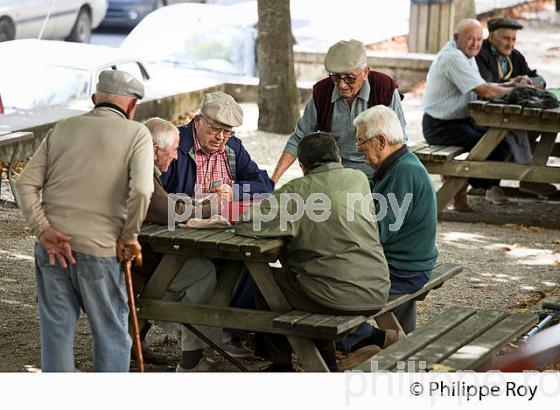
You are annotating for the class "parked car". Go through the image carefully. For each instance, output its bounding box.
[0,0,108,43]
[0,39,152,113]
[120,3,257,76]
[100,0,205,28]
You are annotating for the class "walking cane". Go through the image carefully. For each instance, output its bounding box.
[123,243,144,372]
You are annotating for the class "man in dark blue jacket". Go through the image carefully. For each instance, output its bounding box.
[160,92,274,200]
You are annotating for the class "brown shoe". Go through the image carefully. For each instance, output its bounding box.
[452,185,474,213]
[338,345,382,371]
[383,329,404,348]
[139,341,168,365]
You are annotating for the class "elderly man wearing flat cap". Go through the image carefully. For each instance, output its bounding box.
[16,70,154,372]
[475,17,556,197]
[270,39,407,184]
[161,91,274,201]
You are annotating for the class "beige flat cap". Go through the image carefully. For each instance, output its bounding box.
[324,39,367,73]
[199,92,243,127]
[96,69,144,99]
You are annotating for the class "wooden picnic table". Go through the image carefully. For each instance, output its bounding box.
[427,101,560,211]
[136,223,333,371]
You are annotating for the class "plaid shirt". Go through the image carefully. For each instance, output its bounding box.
[193,130,233,195]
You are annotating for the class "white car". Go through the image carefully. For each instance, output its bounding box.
[0,39,151,113]
[0,0,108,43]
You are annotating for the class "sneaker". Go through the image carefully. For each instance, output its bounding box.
[519,181,557,197]
[485,186,508,205]
[338,345,382,371]
[176,358,220,372]
[382,329,403,348]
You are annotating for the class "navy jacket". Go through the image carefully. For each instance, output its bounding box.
[160,120,274,198]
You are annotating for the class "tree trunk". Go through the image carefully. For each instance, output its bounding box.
[454,0,476,27]
[256,0,300,134]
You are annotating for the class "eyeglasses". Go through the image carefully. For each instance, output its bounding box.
[356,135,379,149]
[329,73,358,85]
[201,114,233,138]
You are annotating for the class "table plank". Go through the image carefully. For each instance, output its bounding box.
[522,107,543,118]
[484,103,504,114]
[362,306,476,372]
[196,229,237,250]
[541,107,560,120]
[503,105,523,115]
[440,313,537,371]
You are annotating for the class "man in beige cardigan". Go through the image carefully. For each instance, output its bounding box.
[16,70,154,372]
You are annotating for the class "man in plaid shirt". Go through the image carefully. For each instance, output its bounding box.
[161,92,274,201]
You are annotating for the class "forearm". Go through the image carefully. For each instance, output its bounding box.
[473,82,512,99]
[271,151,296,183]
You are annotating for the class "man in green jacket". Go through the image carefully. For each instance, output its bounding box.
[354,105,438,334]
[236,132,390,371]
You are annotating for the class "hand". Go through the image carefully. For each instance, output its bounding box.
[39,227,76,268]
[117,239,142,264]
[511,75,534,88]
[210,183,233,203]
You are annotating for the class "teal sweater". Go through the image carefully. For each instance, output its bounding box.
[372,147,438,272]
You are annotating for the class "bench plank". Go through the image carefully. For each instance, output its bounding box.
[428,146,466,162]
[440,312,538,371]
[362,306,476,371]
[408,310,507,369]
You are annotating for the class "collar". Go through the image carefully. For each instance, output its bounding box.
[307,162,343,175]
[94,102,128,119]
[153,165,162,178]
[330,77,370,103]
[372,145,408,183]
[490,44,507,61]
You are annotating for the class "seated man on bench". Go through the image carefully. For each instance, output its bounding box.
[354,105,438,334]
[236,132,391,371]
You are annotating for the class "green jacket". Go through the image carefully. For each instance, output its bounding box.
[236,163,389,311]
[372,147,438,272]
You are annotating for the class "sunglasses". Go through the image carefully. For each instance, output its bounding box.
[329,73,358,85]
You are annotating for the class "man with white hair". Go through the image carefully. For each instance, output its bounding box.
[422,19,532,211]
[354,105,438,334]
[271,39,407,183]
[138,117,221,372]
[16,70,154,372]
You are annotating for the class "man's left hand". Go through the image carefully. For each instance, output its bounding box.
[210,183,233,202]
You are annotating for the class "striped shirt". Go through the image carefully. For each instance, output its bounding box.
[422,40,486,120]
[193,130,232,196]
[283,81,407,179]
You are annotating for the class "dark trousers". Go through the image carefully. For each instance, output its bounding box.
[422,113,511,189]
[254,267,379,366]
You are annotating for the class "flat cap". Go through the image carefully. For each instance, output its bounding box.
[199,92,243,127]
[487,17,523,32]
[96,69,144,99]
[324,39,367,73]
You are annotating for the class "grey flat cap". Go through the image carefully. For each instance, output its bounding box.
[324,39,367,73]
[199,92,243,127]
[96,70,144,99]
[487,17,523,32]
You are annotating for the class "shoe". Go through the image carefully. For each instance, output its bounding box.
[519,181,557,197]
[205,340,254,363]
[453,184,474,213]
[338,345,382,371]
[382,329,403,348]
[176,358,220,372]
[485,186,508,205]
[468,187,485,196]
[140,341,168,365]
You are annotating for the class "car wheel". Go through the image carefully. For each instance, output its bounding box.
[0,18,15,43]
[66,8,91,43]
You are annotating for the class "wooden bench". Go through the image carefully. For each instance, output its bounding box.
[0,131,34,207]
[354,306,538,372]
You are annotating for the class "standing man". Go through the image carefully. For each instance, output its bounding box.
[354,105,438,334]
[422,19,531,211]
[271,39,407,183]
[16,70,154,372]
[476,16,556,197]
[160,91,274,200]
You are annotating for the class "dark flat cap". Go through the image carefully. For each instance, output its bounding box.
[96,70,144,99]
[487,17,523,32]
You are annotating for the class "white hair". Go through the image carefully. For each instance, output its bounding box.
[353,105,403,145]
[144,117,179,150]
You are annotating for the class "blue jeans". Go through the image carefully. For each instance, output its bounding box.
[35,243,131,372]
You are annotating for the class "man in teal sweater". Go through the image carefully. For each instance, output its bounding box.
[354,105,438,333]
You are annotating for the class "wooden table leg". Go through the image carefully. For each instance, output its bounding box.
[436,128,509,211]
[244,260,329,372]
[141,254,189,299]
[531,132,557,166]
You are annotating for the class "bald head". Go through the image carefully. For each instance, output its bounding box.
[454,19,483,58]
